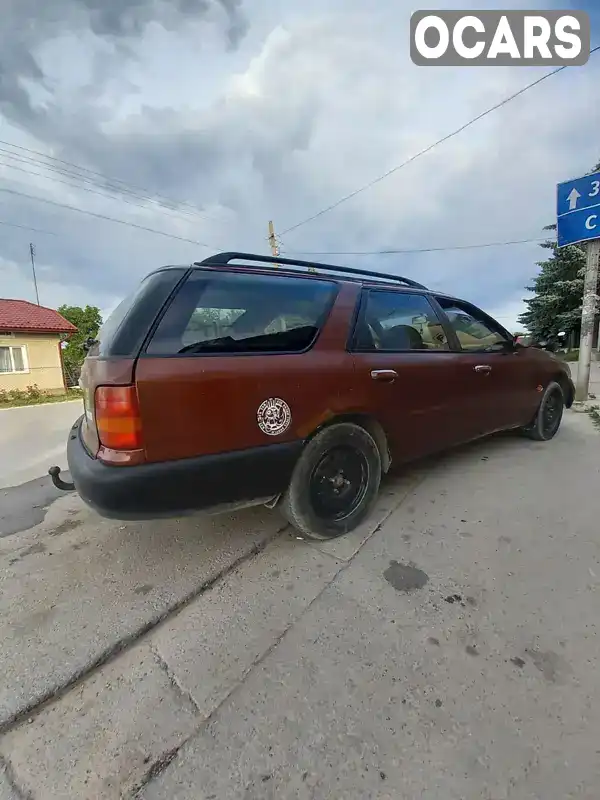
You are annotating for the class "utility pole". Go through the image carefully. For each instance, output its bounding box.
[575,238,600,402]
[267,219,316,273]
[268,220,279,265]
[29,242,40,305]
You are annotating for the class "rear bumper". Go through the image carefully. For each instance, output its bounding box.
[67,416,303,520]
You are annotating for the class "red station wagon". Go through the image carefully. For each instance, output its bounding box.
[51,252,574,540]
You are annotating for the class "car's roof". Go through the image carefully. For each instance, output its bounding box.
[149,262,464,305]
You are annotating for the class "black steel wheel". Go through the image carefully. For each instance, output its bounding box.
[309,445,370,523]
[281,423,382,540]
[521,381,564,441]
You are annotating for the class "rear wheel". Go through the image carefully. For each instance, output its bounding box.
[281,423,382,540]
[521,381,564,441]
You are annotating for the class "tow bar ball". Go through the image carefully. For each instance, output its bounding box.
[48,466,75,492]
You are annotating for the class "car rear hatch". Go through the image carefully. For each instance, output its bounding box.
[79,267,187,461]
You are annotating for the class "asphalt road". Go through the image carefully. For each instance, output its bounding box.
[0,400,82,489]
[0,404,598,799]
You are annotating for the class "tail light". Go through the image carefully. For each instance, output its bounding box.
[95,385,143,451]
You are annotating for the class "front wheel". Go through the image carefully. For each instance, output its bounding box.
[520,381,565,441]
[281,422,382,540]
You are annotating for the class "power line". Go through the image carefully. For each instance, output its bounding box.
[0,139,224,223]
[0,156,217,224]
[0,186,221,250]
[0,219,57,236]
[279,46,600,237]
[281,237,548,256]
[0,149,214,223]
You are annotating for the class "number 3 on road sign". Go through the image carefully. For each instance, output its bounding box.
[590,181,600,198]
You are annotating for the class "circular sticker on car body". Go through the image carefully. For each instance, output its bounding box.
[257,398,292,436]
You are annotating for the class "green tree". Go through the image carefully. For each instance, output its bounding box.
[519,159,600,341]
[58,305,102,381]
[518,227,586,340]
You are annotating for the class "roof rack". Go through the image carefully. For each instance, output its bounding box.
[195,252,428,290]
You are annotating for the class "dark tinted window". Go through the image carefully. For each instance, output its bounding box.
[353,291,450,351]
[146,270,337,355]
[436,298,510,352]
[96,269,186,357]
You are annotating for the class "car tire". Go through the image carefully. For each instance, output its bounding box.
[520,381,565,441]
[281,422,382,540]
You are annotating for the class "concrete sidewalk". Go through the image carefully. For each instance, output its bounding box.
[1,410,598,799]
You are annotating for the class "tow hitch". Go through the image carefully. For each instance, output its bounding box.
[48,466,75,491]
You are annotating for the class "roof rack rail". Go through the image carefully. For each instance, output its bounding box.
[195,252,428,290]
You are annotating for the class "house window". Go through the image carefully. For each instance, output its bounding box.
[0,345,29,374]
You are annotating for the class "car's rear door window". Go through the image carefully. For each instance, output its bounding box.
[146,270,338,355]
[352,290,451,351]
[95,268,186,357]
[435,298,512,352]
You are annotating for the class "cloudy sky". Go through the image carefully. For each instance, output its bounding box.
[1,0,598,330]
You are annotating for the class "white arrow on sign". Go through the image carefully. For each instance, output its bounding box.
[567,187,581,211]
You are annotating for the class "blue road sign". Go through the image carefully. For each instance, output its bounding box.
[557,170,600,247]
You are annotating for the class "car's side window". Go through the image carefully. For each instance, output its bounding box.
[352,290,450,352]
[435,298,511,352]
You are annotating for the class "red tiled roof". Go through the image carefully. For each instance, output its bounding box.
[0,299,77,334]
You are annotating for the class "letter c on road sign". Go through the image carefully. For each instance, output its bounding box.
[585,214,598,231]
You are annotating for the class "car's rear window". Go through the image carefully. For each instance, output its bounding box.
[145,270,338,355]
[96,269,186,357]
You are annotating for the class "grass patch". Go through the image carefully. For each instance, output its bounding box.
[587,405,600,431]
[0,385,83,409]
[557,350,579,362]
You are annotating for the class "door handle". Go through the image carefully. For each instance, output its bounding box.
[371,369,398,382]
[474,364,492,375]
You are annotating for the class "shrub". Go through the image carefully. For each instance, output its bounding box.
[0,385,48,405]
[26,384,43,400]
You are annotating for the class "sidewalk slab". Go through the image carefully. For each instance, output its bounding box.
[151,536,342,720]
[0,643,200,800]
[0,495,284,729]
[0,763,21,800]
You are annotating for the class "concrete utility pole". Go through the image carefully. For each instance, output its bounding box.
[575,238,600,402]
[29,242,40,305]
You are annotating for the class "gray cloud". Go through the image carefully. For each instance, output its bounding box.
[80,0,247,47]
[0,0,247,128]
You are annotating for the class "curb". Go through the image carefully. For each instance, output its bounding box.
[0,399,83,413]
